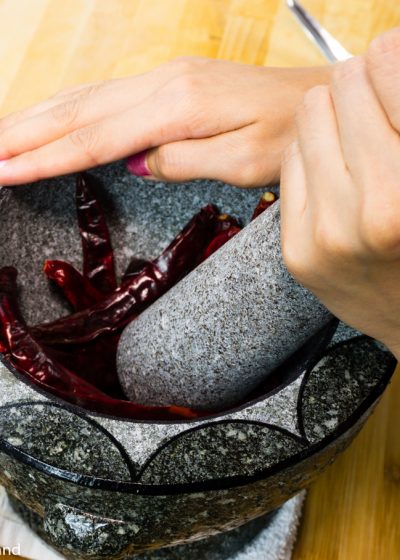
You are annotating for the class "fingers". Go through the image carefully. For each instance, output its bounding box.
[0,81,123,158]
[366,28,400,133]
[0,81,103,134]
[295,85,358,243]
[330,56,399,181]
[0,67,189,160]
[280,140,317,285]
[280,140,307,247]
[282,84,362,285]
[0,97,181,184]
[0,65,214,185]
[295,85,348,207]
[128,128,277,187]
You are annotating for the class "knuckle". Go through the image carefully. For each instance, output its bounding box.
[233,156,266,187]
[52,85,83,98]
[360,209,400,257]
[53,81,104,101]
[21,151,48,183]
[173,72,203,100]
[171,56,206,70]
[165,59,198,83]
[302,85,331,112]
[168,57,195,73]
[314,223,350,259]
[50,98,81,126]
[183,105,209,137]
[281,240,309,283]
[0,110,22,132]
[154,146,180,179]
[53,87,71,98]
[332,56,365,86]
[368,28,400,60]
[164,74,209,136]
[69,125,101,165]
[297,86,332,135]
[79,82,105,99]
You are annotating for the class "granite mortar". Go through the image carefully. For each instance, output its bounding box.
[0,163,396,559]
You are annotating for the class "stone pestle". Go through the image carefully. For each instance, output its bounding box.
[117,201,332,411]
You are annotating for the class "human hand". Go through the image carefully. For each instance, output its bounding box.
[280,28,400,359]
[0,59,330,187]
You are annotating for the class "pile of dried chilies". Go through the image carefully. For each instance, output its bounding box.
[0,174,277,421]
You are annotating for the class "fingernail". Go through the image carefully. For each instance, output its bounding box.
[0,160,8,169]
[126,151,151,177]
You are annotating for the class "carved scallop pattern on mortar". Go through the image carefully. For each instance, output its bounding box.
[0,402,135,480]
[92,320,338,473]
[301,337,395,444]
[139,421,307,485]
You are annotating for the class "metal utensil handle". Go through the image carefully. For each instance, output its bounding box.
[286,0,353,62]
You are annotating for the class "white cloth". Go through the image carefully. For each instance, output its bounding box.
[0,486,63,560]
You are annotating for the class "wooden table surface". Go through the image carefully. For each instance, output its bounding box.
[1,1,400,558]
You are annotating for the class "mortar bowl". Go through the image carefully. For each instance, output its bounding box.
[0,163,396,559]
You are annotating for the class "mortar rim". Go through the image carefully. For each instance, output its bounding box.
[0,336,395,496]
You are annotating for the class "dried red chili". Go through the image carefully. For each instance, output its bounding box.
[251,191,277,220]
[0,267,18,353]
[0,181,280,422]
[44,260,103,311]
[202,226,242,260]
[32,204,219,346]
[0,267,204,420]
[76,173,117,295]
[198,213,242,262]
[201,192,278,262]
[121,258,152,286]
[45,334,122,396]
[214,213,241,233]
[153,204,219,285]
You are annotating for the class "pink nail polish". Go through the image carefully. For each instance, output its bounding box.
[126,151,151,177]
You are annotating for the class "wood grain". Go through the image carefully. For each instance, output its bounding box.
[0,1,399,558]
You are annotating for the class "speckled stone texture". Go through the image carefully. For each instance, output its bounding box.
[9,491,305,560]
[0,163,270,326]
[117,200,332,410]
[0,335,395,559]
[0,164,397,559]
[0,401,382,560]
[0,321,339,476]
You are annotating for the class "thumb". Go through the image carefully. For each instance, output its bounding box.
[126,132,276,187]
